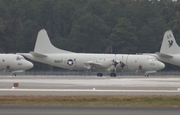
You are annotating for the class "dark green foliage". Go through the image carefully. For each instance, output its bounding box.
[0,0,180,70]
[110,18,137,53]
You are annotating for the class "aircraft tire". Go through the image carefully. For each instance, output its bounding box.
[97,73,103,77]
[110,73,116,77]
[145,74,149,77]
[12,73,17,76]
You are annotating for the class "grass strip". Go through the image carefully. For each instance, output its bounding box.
[0,95,180,106]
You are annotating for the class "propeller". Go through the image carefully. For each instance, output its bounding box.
[113,59,118,67]
[119,61,125,72]
[139,65,142,70]
[135,65,143,74]
[120,61,125,69]
[112,55,126,72]
[112,59,118,72]
[6,66,11,71]
[112,54,118,72]
[113,55,126,72]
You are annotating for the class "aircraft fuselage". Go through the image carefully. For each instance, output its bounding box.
[22,53,164,73]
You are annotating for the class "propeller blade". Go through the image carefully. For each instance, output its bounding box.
[120,61,125,72]
[114,61,118,67]
[112,59,118,72]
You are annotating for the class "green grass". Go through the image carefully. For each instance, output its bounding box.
[0,95,180,106]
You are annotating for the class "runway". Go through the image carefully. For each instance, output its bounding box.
[0,75,180,95]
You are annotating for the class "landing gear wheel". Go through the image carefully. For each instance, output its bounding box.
[97,73,103,77]
[12,73,17,76]
[145,74,149,77]
[110,73,116,77]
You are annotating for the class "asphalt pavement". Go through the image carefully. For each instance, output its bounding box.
[0,106,180,115]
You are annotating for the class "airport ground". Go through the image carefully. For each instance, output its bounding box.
[0,74,180,115]
[0,74,180,96]
[0,106,180,115]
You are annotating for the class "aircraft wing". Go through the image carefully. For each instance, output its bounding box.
[83,59,115,71]
[84,61,103,70]
[155,52,173,58]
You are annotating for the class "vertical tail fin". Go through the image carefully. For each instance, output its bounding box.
[34,29,73,54]
[160,30,180,54]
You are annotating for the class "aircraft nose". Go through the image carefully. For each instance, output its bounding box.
[158,61,165,70]
[25,61,34,70]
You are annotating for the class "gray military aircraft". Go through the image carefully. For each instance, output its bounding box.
[148,30,180,67]
[0,54,33,75]
[19,29,165,77]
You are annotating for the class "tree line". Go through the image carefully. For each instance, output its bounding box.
[0,0,180,70]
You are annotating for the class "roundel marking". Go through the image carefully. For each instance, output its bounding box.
[67,59,74,66]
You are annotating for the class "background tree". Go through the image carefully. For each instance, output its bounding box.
[70,13,110,53]
[110,18,137,54]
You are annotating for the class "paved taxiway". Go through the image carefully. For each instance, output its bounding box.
[0,75,180,95]
[1,106,180,115]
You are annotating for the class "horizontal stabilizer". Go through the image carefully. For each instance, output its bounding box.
[155,52,173,58]
[30,51,47,58]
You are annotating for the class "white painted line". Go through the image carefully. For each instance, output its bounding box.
[0,89,180,93]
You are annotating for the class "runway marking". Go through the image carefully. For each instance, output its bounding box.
[0,89,180,93]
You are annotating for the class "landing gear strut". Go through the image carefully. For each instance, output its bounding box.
[144,71,156,77]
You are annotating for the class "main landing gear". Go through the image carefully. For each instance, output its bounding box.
[97,73,103,77]
[12,73,17,76]
[96,73,116,77]
[145,73,149,77]
[110,73,116,77]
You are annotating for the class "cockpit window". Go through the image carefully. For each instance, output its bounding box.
[16,56,24,60]
[148,56,157,61]
[21,56,25,60]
